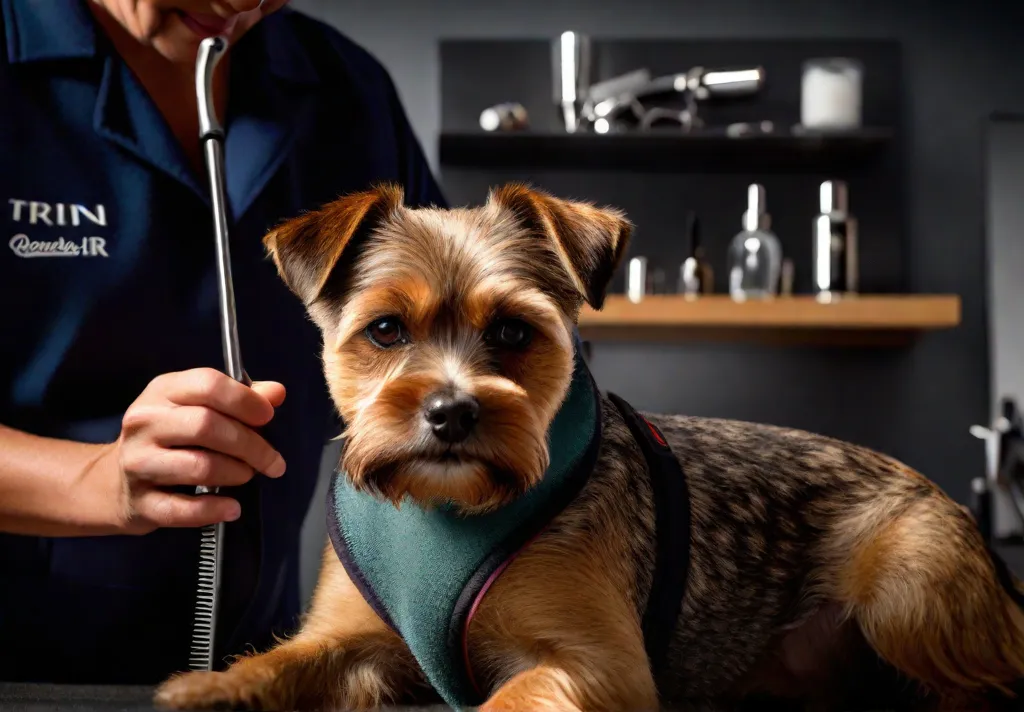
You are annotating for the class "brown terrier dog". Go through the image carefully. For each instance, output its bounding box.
[156,184,1024,712]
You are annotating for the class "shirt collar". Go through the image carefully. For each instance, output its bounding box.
[4,0,321,86]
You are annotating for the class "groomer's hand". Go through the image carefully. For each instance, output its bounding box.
[101,367,287,535]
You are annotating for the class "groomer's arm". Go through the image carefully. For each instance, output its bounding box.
[0,369,287,538]
[0,424,123,537]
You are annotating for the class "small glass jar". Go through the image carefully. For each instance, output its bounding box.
[800,58,863,131]
[727,185,783,301]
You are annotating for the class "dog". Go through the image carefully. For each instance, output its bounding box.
[155,183,1024,711]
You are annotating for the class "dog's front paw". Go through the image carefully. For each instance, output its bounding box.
[480,666,585,712]
[153,670,270,711]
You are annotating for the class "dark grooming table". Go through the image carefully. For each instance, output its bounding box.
[0,685,867,712]
[0,684,158,712]
[0,684,454,712]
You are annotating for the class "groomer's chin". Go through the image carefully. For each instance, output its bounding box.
[87,0,284,64]
[153,9,257,63]
[145,2,293,64]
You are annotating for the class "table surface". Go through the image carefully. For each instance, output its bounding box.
[0,684,891,712]
[0,684,165,712]
[0,684,457,712]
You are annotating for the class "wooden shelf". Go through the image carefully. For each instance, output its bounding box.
[439,127,893,173]
[577,294,961,346]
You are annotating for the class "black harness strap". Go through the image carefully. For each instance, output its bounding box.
[607,393,691,682]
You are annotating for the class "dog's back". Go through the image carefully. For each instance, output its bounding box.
[619,406,1024,709]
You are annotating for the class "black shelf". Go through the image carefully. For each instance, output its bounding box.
[439,127,893,173]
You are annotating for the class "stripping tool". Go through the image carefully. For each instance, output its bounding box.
[189,34,252,673]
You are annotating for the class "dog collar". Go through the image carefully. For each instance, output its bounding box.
[326,350,603,709]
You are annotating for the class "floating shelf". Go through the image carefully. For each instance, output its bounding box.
[439,127,894,173]
[577,294,961,346]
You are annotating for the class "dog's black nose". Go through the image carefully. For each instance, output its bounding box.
[424,392,480,443]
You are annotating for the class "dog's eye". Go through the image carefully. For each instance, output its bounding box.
[366,317,407,348]
[485,318,533,350]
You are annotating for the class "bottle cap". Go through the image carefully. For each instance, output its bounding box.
[743,183,771,231]
[819,180,849,216]
[627,256,647,304]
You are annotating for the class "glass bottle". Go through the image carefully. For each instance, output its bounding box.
[812,179,859,302]
[728,184,783,300]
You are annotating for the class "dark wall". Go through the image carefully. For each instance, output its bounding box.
[292,0,1024,506]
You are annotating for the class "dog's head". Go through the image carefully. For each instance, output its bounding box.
[263,183,631,513]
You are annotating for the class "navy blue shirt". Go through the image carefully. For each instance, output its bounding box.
[0,0,445,683]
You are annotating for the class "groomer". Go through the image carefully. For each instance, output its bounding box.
[0,0,445,683]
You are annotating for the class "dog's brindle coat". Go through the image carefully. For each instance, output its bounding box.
[155,184,1024,712]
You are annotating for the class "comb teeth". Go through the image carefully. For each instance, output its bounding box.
[188,521,224,671]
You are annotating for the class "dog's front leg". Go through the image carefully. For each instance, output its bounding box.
[479,664,590,712]
[155,546,428,711]
[470,538,660,712]
[480,668,743,712]
[481,664,736,712]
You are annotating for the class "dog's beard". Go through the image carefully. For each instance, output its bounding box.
[340,373,551,514]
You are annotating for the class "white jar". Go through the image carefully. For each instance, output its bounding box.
[800,58,863,130]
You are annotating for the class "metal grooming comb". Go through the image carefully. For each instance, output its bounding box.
[189,34,251,673]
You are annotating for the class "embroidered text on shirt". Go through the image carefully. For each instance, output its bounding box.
[7,198,110,258]
[9,234,109,258]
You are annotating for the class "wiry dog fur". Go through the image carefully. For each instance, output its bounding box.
[155,184,1024,712]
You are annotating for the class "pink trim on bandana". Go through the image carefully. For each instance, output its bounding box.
[461,530,545,699]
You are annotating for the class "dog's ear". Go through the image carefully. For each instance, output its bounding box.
[487,183,632,309]
[263,184,404,305]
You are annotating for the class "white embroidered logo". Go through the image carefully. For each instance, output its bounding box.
[7,198,110,259]
[9,234,108,258]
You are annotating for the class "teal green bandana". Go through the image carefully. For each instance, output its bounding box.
[326,352,602,710]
